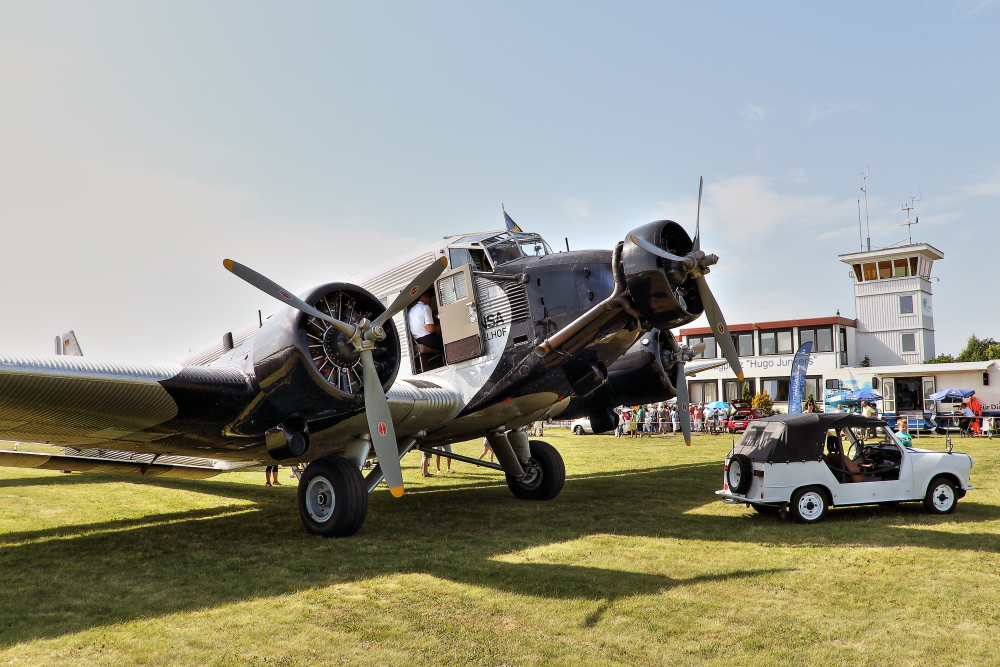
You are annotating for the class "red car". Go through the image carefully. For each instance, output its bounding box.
[726,401,765,433]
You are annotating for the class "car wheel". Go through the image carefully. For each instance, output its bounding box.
[726,454,753,495]
[923,476,958,514]
[573,425,584,435]
[789,486,828,524]
[752,504,781,515]
[506,440,566,501]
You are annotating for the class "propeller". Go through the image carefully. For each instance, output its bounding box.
[628,176,744,383]
[675,360,691,446]
[224,256,449,497]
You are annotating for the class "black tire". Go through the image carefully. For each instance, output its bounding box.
[923,476,958,514]
[789,486,828,524]
[506,440,565,501]
[573,425,585,435]
[297,455,368,537]
[727,454,753,495]
[752,504,781,515]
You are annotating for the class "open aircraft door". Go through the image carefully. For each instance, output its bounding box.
[436,264,485,364]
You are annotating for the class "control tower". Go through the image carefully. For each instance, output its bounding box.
[838,244,944,366]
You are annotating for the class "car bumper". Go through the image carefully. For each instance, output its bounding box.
[715,490,784,506]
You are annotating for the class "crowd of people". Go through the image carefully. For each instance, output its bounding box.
[612,402,729,438]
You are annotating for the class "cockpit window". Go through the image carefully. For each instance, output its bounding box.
[485,238,522,266]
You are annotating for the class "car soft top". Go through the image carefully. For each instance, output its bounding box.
[730,413,887,463]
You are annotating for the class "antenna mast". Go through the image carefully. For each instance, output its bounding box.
[859,165,871,251]
[857,197,863,251]
[901,194,920,245]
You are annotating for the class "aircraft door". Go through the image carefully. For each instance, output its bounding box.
[436,264,484,364]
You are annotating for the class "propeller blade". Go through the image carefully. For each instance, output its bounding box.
[372,256,448,329]
[223,259,357,338]
[676,361,692,446]
[360,348,404,497]
[693,175,704,252]
[693,275,744,381]
[628,235,695,266]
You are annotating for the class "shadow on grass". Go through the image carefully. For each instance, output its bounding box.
[0,460,996,646]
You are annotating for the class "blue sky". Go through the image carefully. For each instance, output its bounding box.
[1,1,997,363]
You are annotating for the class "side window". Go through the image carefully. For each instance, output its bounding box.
[899,295,914,314]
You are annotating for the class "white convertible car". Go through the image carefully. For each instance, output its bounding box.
[717,413,973,523]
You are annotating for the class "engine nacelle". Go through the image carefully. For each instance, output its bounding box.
[621,220,702,330]
[561,328,681,424]
[234,283,401,437]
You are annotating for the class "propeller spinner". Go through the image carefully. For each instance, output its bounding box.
[224,256,448,497]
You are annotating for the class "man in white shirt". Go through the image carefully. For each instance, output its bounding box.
[407,291,443,352]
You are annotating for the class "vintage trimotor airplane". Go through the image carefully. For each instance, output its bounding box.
[0,179,744,537]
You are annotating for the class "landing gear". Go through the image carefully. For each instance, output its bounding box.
[297,455,368,537]
[506,440,565,501]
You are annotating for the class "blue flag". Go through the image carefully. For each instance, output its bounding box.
[504,211,522,232]
[788,341,813,414]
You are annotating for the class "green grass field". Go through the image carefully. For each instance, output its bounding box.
[1,428,998,666]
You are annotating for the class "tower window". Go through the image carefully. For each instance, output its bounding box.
[862,263,878,281]
[899,295,914,315]
[901,333,916,353]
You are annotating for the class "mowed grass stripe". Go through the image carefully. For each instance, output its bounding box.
[1,429,999,665]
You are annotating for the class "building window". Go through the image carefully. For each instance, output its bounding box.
[724,379,755,403]
[689,380,718,404]
[760,330,793,355]
[862,262,877,281]
[732,333,753,356]
[910,257,919,276]
[878,261,892,279]
[899,295,914,314]
[852,263,864,282]
[762,378,790,402]
[901,333,916,353]
[799,327,833,353]
[687,335,717,358]
[804,376,821,402]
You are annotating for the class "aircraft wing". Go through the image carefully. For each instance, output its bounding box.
[683,359,730,376]
[0,354,252,453]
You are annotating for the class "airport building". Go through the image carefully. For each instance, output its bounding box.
[678,242,1000,418]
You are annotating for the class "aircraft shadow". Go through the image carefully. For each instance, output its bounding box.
[0,461,996,646]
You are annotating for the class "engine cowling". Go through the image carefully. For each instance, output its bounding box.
[561,328,681,424]
[239,282,401,435]
[622,220,703,330]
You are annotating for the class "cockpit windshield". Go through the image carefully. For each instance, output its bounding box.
[482,232,552,267]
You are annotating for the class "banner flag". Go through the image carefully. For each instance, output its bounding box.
[787,341,813,414]
[504,211,522,232]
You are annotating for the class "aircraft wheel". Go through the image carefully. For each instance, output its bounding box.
[506,440,565,501]
[297,455,368,537]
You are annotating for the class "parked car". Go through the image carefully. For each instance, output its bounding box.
[716,413,973,523]
[570,417,613,435]
[726,401,765,433]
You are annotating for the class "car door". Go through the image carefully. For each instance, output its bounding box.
[832,432,913,505]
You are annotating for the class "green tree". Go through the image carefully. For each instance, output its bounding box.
[929,335,1000,363]
[859,355,872,367]
[926,353,956,364]
[956,335,1000,362]
[742,382,752,401]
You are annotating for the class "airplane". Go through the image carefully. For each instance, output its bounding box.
[0,179,744,537]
